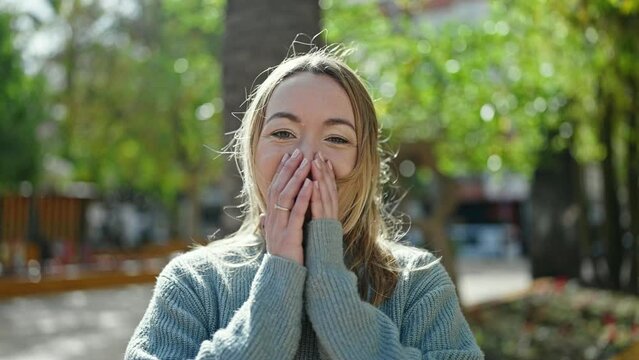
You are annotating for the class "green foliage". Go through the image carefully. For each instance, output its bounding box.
[32,0,226,205]
[323,0,636,177]
[0,13,45,192]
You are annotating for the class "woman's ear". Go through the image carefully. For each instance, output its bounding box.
[259,213,266,229]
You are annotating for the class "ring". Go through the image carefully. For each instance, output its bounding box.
[274,203,290,211]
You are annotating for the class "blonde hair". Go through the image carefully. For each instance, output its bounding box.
[210,45,431,306]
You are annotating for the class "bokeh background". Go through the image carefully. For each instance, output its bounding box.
[1,0,638,359]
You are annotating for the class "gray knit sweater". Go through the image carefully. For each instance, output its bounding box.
[125,219,483,359]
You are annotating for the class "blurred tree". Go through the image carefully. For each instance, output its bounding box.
[0,13,45,192]
[324,1,562,283]
[324,0,639,293]
[495,0,600,287]
[220,0,321,233]
[21,0,225,239]
[510,0,639,292]
[560,0,639,292]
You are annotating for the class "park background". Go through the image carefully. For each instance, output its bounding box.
[1,0,638,359]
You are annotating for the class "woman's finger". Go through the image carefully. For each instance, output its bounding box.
[265,151,301,230]
[318,152,337,213]
[268,149,302,203]
[268,152,290,198]
[265,152,289,214]
[267,150,302,219]
[275,157,310,227]
[314,154,334,219]
[311,179,323,219]
[276,152,290,177]
[325,159,339,217]
[289,179,313,229]
[278,157,310,208]
[310,155,325,219]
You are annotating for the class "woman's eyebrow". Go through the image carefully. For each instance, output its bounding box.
[266,111,300,123]
[266,111,355,132]
[324,118,355,132]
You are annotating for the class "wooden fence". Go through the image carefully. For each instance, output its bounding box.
[0,194,88,273]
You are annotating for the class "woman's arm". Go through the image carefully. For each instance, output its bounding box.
[304,219,484,360]
[125,253,306,360]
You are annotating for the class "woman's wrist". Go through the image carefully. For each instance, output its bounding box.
[304,219,345,271]
[267,245,305,266]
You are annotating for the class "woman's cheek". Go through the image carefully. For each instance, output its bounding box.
[330,150,357,179]
[333,163,351,179]
[255,148,287,195]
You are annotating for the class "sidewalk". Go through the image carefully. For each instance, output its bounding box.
[0,284,154,360]
[0,256,531,360]
[456,256,532,307]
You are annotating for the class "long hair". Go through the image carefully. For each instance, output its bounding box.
[211,45,420,306]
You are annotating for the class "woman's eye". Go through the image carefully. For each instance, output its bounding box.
[271,130,295,139]
[326,136,349,144]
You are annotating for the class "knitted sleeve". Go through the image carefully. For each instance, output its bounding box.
[303,219,484,360]
[125,253,306,360]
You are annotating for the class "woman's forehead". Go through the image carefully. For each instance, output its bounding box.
[265,72,355,127]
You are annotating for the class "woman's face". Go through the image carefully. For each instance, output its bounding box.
[255,72,358,206]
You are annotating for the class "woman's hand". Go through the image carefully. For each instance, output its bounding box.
[310,152,339,220]
[263,149,313,266]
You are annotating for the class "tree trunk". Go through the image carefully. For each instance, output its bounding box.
[626,76,639,294]
[414,172,459,286]
[220,0,321,234]
[601,91,623,290]
[529,148,581,279]
[575,161,594,286]
[395,142,459,286]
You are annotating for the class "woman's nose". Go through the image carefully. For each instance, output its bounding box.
[298,140,319,160]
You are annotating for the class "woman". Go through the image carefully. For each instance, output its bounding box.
[125,46,483,359]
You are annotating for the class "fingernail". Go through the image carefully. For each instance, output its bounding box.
[318,152,325,162]
[300,158,309,168]
[328,161,333,171]
[291,149,300,159]
[314,159,322,169]
[281,153,290,163]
